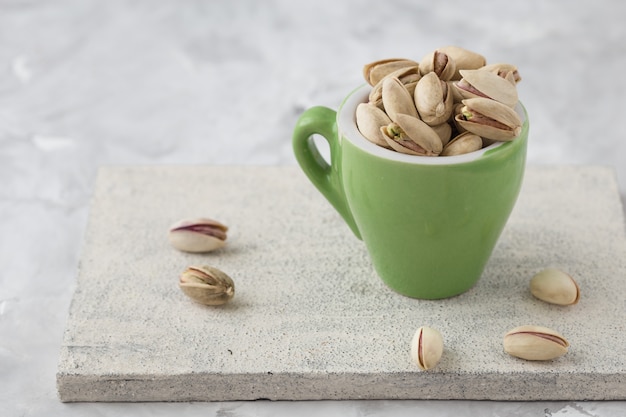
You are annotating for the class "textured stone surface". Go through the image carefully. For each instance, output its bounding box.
[57,165,626,402]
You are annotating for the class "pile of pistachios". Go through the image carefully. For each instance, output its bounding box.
[356,46,522,157]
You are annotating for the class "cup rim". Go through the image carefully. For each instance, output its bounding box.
[337,84,527,165]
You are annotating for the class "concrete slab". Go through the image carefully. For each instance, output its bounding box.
[57,165,626,402]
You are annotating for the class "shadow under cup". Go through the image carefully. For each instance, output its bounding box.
[293,84,529,299]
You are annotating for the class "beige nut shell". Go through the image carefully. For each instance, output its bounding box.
[530,268,580,306]
[503,325,569,361]
[410,326,444,370]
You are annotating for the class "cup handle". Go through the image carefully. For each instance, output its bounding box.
[292,106,361,239]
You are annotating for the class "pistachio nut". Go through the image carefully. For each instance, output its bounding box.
[369,66,421,106]
[179,265,235,306]
[454,69,519,108]
[381,113,443,156]
[503,325,569,361]
[410,326,444,370]
[169,218,228,253]
[441,132,483,156]
[355,102,393,148]
[481,63,522,84]
[430,122,452,146]
[381,76,419,122]
[419,50,456,81]
[530,268,580,306]
[414,72,454,126]
[455,98,522,141]
[437,46,486,80]
[363,58,420,86]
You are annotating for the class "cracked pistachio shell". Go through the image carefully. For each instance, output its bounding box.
[381,113,443,156]
[481,63,522,84]
[381,76,419,122]
[438,46,486,80]
[179,265,235,306]
[530,268,580,306]
[410,326,444,370]
[369,66,421,106]
[454,69,519,108]
[455,98,522,141]
[419,50,456,81]
[414,72,454,126]
[356,102,393,148]
[503,325,569,361]
[169,218,228,253]
[441,131,482,156]
[363,58,420,86]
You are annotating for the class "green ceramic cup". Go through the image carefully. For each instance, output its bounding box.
[292,85,529,299]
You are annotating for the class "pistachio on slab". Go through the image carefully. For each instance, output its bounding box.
[179,265,235,306]
[530,268,580,306]
[410,326,444,370]
[503,325,569,361]
[169,218,228,253]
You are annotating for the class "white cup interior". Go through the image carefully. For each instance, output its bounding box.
[337,84,526,165]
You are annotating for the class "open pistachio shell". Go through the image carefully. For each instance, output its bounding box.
[383,113,443,155]
[455,69,519,108]
[179,265,235,306]
[382,125,427,155]
[410,326,444,370]
[169,218,228,253]
[419,50,456,81]
[455,98,522,141]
